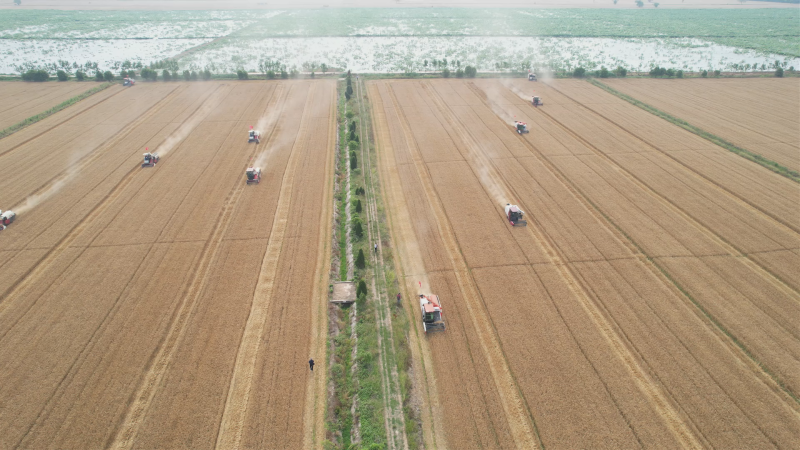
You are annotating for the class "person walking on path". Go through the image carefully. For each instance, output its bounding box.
[309,358,315,372]
[374,243,378,254]
[396,292,402,307]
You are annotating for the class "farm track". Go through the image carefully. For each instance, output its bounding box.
[371,78,800,449]
[0,80,336,450]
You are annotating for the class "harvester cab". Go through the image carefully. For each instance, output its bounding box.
[419,294,445,333]
[532,96,543,107]
[0,210,16,230]
[142,151,159,167]
[514,121,529,134]
[245,167,262,184]
[248,126,261,144]
[528,73,537,81]
[123,77,135,86]
[505,203,527,227]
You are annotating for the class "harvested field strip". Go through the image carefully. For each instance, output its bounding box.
[425,80,702,449]
[0,82,94,130]
[110,83,273,449]
[438,79,800,446]
[391,82,543,449]
[589,79,800,182]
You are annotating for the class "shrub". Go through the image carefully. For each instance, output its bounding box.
[183,70,191,81]
[266,70,275,79]
[573,67,586,78]
[311,71,315,78]
[353,219,364,240]
[357,279,367,297]
[635,0,644,6]
[162,69,171,81]
[345,84,353,100]
[615,66,627,77]
[464,65,477,78]
[775,67,784,78]
[171,70,179,80]
[75,70,86,81]
[714,69,721,77]
[455,68,464,78]
[237,69,248,80]
[350,151,358,170]
[355,199,362,213]
[442,68,450,78]
[280,70,288,79]
[22,69,50,82]
[104,71,114,82]
[348,140,359,151]
[355,249,365,269]
[56,70,68,81]
[190,71,198,81]
[599,66,609,78]
[701,70,708,78]
[95,71,104,81]
[676,70,684,78]
[202,69,211,80]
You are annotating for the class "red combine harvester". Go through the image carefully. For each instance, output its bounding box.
[0,210,16,231]
[245,167,262,184]
[142,148,159,167]
[419,294,445,333]
[248,126,261,144]
[514,121,529,134]
[505,203,527,227]
[532,95,543,107]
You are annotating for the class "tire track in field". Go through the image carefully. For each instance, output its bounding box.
[425,80,704,450]
[386,82,541,450]
[547,82,800,235]
[109,82,276,450]
[525,84,800,300]
[213,82,308,450]
[468,81,798,410]
[0,85,124,153]
[368,81,444,450]
[0,84,191,309]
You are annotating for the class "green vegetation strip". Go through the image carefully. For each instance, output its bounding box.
[588,79,800,183]
[0,82,113,140]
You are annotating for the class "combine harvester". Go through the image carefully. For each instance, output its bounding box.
[514,121,529,134]
[123,77,136,86]
[245,167,262,184]
[248,126,261,144]
[528,72,537,81]
[505,203,527,227]
[0,209,16,231]
[419,294,445,333]
[142,148,160,167]
[532,95,543,107]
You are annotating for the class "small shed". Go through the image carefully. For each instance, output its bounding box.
[330,281,356,304]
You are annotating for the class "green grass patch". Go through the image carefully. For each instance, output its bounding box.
[589,78,800,183]
[0,82,112,140]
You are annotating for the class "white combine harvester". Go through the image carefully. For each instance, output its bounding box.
[528,72,537,81]
[248,126,261,144]
[0,209,16,231]
[245,167,262,184]
[142,148,160,167]
[514,121,529,134]
[532,96,543,107]
[123,77,135,86]
[505,203,527,227]
[419,294,445,333]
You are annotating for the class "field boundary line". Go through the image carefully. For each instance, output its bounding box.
[0,82,116,142]
[0,84,190,311]
[469,82,799,407]
[214,83,312,450]
[587,79,800,183]
[537,83,800,299]
[430,80,703,450]
[388,81,541,450]
[369,81,442,450]
[109,82,275,450]
[356,76,409,450]
[304,80,336,450]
